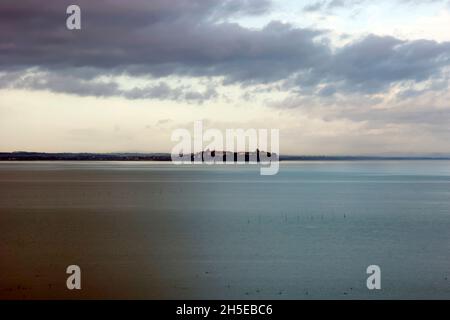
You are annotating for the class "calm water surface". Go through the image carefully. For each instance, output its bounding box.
[1,161,450,299]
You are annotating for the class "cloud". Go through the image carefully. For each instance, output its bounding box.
[326,35,450,93]
[303,0,445,12]
[304,0,362,12]
[0,70,218,103]
[0,0,449,101]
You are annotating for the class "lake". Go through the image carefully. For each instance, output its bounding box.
[1,161,450,299]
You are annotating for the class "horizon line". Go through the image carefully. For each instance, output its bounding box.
[2,151,450,160]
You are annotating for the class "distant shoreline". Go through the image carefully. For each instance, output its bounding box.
[1,152,450,161]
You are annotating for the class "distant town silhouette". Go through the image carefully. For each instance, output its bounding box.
[1,151,450,161]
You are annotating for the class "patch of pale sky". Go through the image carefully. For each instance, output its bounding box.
[231,0,450,43]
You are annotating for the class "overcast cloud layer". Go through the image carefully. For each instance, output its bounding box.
[1,0,449,99]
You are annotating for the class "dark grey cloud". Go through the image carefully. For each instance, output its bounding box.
[304,0,445,12]
[304,0,364,12]
[0,0,449,100]
[396,78,449,99]
[283,35,450,96]
[123,82,218,102]
[318,85,337,97]
[326,36,450,93]
[303,1,327,12]
[0,70,217,103]
[0,0,275,72]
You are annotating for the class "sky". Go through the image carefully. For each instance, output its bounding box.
[1,0,450,155]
